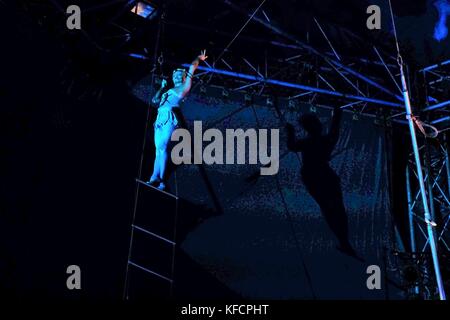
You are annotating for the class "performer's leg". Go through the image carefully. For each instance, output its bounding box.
[149,128,162,183]
[155,124,175,187]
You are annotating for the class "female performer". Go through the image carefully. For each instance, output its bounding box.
[148,50,208,190]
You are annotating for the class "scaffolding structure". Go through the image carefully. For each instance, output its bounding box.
[405,134,450,299]
[187,0,406,118]
[184,3,450,300]
[402,60,450,299]
[32,0,450,300]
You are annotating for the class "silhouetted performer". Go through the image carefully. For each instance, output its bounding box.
[286,107,356,257]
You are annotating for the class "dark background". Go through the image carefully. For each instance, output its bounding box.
[1,0,449,300]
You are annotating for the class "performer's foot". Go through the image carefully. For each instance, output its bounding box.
[147,178,161,187]
[157,182,166,191]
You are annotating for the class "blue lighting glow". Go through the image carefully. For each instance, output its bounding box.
[433,0,450,41]
[128,53,149,60]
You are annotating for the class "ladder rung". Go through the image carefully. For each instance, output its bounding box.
[132,224,176,246]
[136,179,179,200]
[128,260,173,283]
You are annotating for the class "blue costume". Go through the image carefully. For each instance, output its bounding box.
[150,88,184,189]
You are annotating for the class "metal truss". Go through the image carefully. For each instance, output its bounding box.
[192,7,450,301]
[183,0,406,117]
[175,3,449,300]
[401,60,450,300]
[421,60,450,130]
[32,0,406,118]
[405,134,450,299]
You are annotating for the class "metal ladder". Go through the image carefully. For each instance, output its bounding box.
[123,178,179,299]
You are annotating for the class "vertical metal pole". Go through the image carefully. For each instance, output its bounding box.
[425,143,437,231]
[170,172,179,298]
[444,133,450,201]
[406,165,417,252]
[406,164,420,296]
[444,134,450,244]
[401,64,446,300]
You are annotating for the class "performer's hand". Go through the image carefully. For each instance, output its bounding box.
[161,79,168,88]
[198,49,208,61]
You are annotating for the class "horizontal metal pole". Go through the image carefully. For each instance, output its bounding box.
[421,59,450,72]
[431,116,450,124]
[136,179,179,199]
[132,224,176,245]
[184,64,404,108]
[128,261,173,283]
[128,53,150,60]
[423,100,450,112]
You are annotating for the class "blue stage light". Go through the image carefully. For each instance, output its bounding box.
[433,0,450,41]
[131,1,156,19]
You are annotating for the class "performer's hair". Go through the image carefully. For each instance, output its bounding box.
[173,68,193,80]
[173,68,187,74]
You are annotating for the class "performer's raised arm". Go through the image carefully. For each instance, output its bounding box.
[179,50,208,97]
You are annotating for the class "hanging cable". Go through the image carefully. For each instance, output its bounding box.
[388,0,439,138]
[192,0,267,90]
[215,0,267,65]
